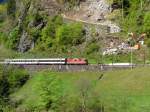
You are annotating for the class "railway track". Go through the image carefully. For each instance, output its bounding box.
[0,59,149,72]
[0,62,148,72]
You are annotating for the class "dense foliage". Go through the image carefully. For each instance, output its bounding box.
[56,23,84,45]
[15,72,65,111]
[11,71,103,112]
[37,16,84,52]
[0,66,29,111]
[0,66,29,98]
[7,26,21,49]
[113,0,150,36]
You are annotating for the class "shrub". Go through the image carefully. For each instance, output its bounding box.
[16,72,64,111]
[0,66,29,98]
[7,26,21,49]
[146,39,150,48]
[0,66,29,111]
[0,66,9,98]
[37,16,63,50]
[56,23,84,46]
[0,32,7,45]
[36,73,63,110]
[85,43,99,55]
[143,12,150,36]
[6,67,29,93]
[38,21,55,50]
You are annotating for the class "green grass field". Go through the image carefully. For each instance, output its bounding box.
[11,67,150,112]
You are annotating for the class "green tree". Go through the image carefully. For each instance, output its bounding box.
[6,67,29,93]
[7,26,21,49]
[38,16,63,50]
[29,72,64,111]
[143,12,150,36]
[39,74,63,110]
[39,21,56,50]
[85,43,99,55]
[0,66,9,98]
[0,66,29,98]
[56,23,84,46]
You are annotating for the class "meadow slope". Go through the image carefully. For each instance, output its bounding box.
[11,67,150,112]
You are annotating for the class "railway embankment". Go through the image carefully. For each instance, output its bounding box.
[3,64,139,72]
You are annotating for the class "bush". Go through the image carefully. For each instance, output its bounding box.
[0,32,7,45]
[143,12,150,36]
[0,66,29,98]
[146,39,150,48]
[0,66,9,98]
[13,72,65,111]
[37,16,63,50]
[7,26,21,49]
[85,43,99,55]
[35,73,63,110]
[56,23,84,46]
[39,21,56,50]
[0,66,29,111]
[7,67,29,93]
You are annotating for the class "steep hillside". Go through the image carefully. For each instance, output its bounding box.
[0,0,110,54]
[0,0,150,63]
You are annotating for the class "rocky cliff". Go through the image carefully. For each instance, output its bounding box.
[15,0,63,52]
[1,0,121,53]
[63,0,121,33]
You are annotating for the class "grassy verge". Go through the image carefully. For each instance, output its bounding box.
[11,67,150,111]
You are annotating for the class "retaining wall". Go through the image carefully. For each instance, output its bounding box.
[19,64,134,72]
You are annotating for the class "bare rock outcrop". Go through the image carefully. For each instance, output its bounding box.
[40,0,63,15]
[64,0,121,33]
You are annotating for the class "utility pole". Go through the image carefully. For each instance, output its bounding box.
[129,33,134,70]
[144,48,146,66]
[111,54,114,70]
[143,46,146,66]
[130,47,133,70]
[100,48,104,71]
[122,0,124,20]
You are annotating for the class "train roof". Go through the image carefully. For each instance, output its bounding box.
[5,58,66,61]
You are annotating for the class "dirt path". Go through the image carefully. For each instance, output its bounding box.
[61,13,121,33]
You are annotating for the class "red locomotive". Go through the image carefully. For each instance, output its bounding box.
[66,58,88,65]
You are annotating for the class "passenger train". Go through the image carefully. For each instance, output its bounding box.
[3,58,88,65]
[0,58,136,67]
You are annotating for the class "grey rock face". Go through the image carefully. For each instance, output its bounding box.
[16,0,45,52]
[64,0,121,33]
[18,31,32,53]
[18,31,32,52]
[100,21,121,33]
[85,0,121,33]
